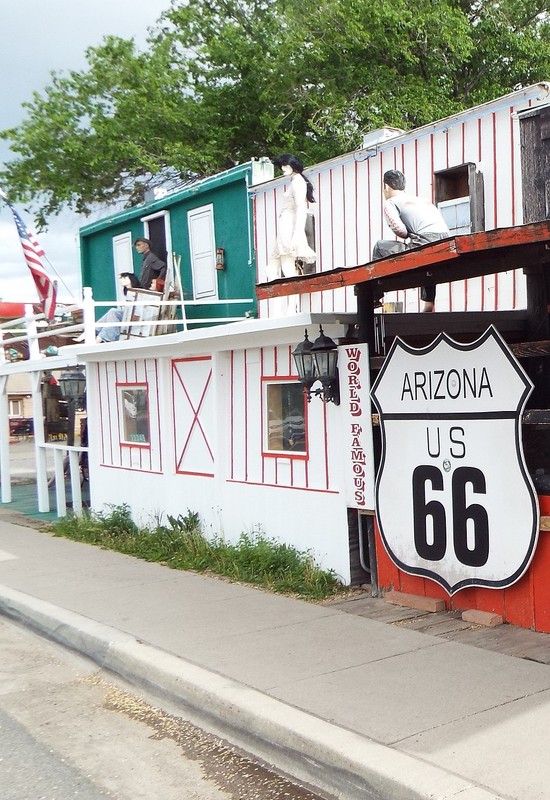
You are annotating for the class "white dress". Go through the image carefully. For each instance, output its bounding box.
[270,174,316,265]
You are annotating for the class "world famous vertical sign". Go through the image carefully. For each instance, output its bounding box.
[338,344,375,511]
[371,327,539,594]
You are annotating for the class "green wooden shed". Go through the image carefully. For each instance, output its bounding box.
[79,159,273,326]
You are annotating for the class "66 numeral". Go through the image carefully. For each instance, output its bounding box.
[412,465,489,567]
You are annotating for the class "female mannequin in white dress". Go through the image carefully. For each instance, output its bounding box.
[267,154,316,280]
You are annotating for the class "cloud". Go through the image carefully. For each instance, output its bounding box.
[0,0,169,305]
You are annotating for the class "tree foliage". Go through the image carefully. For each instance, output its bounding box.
[2,0,550,225]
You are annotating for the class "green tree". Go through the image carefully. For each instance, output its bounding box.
[2,0,550,225]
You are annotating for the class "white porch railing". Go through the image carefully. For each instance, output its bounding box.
[0,287,255,518]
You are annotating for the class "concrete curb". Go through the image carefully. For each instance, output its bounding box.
[0,584,500,800]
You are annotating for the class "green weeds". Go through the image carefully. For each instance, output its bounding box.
[52,505,343,601]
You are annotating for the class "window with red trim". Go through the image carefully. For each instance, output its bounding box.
[118,383,150,446]
[263,380,307,455]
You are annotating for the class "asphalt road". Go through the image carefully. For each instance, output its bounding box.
[0,616,330,800]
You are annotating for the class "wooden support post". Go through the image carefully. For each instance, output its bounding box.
[355,282,375,351]
[525,265,550,408]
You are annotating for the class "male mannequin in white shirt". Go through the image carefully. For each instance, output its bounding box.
[372,170,449,312]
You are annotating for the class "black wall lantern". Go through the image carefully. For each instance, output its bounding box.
[292,326,340,405]
[58,367,87,411]
[57,367,86,448]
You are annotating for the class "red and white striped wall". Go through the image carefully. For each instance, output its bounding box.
[252,83,550,316]
[85,317,353,580]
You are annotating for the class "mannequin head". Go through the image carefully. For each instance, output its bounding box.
[272,153,315,203]
[119,272,141,295]
[383,169,406,198]
[272,153,305,175]
[133,237,152,255]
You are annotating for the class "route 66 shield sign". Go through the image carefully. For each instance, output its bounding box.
[371,326,539,594]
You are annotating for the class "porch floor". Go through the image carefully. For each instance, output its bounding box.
[0,481,90,524]
[324,591,550,665]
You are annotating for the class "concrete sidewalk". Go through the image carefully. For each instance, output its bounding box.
[0,519,548,800]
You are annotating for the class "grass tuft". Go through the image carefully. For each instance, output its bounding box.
[51,505,344,601]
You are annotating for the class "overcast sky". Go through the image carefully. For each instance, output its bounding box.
[0,0,171,304]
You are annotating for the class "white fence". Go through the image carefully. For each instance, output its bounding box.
[0,287,254,518]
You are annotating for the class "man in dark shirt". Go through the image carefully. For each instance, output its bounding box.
[134,238,167,291]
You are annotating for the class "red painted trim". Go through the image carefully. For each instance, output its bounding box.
[176,470,215,478]
[174,355,212,363]
[244,349,248,481]
[99,463,163,476]
[366,159,372,258]
[378,154,384,239]
[230,350,235,480]
[341,164,347,268]
[98,363,106,465]
[260,348,265,484]
[171,360,178,476]
[116,380,147,387]
[304,428,310,488]
[226,478,339,495]
[316,171,323,310]
[509,107,516,227]
[478,117,482,163]
[354,160,359,265]
[153,359,162,473]
[173,360,213,473]
[113,363,123,464]
[269,190,279,316]
[260,375,309,461]
[116,381,152,451]
[262,451,309,461]
[492,112,498,229]
[414,140,419,196]
[323,400,330,490]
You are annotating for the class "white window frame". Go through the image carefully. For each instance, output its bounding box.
[9,399,22,417]
[140,209,173,280]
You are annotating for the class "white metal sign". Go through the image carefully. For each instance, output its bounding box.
[339,344,375,510]
[371,327,539,594]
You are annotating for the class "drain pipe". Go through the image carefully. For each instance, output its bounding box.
[359,512,379,597]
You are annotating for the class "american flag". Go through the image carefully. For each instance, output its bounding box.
[0,189,57,320]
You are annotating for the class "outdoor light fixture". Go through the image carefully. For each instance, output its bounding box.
[292,329,317,393]
[216,247,225,270]
[292,326,340,405]
[58,367,87,410]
